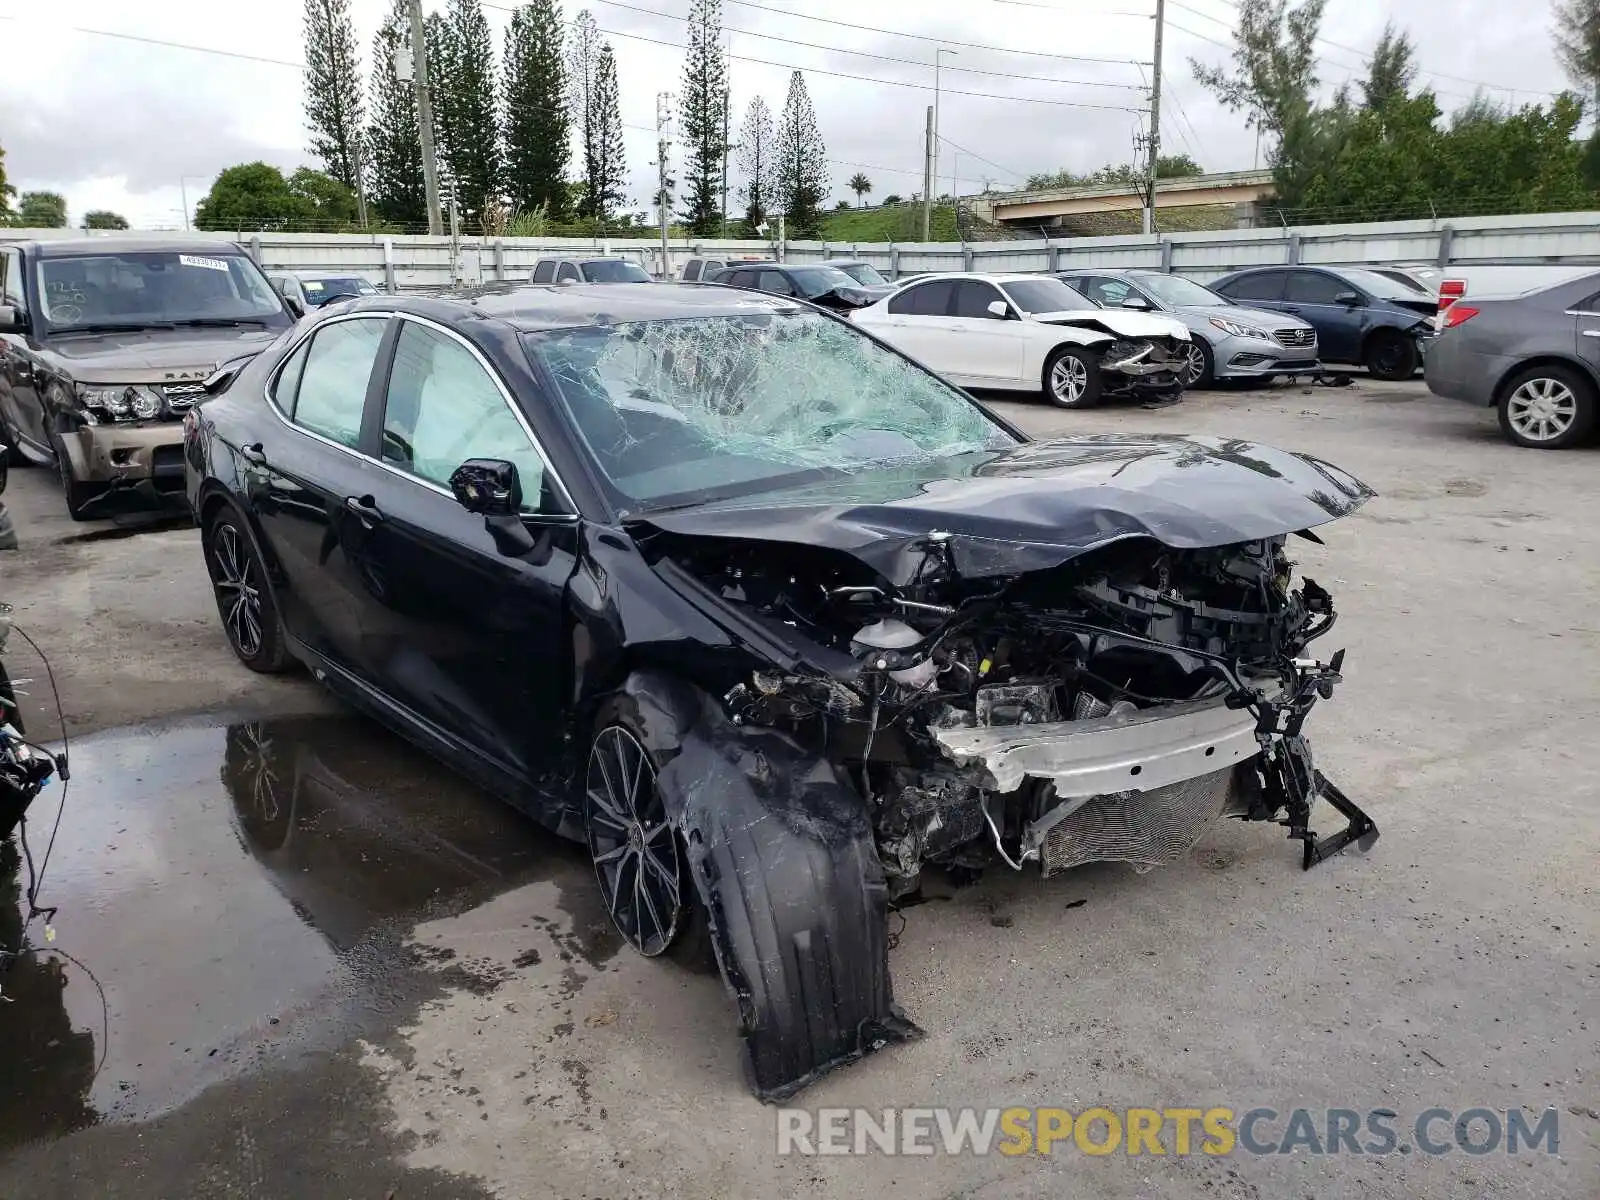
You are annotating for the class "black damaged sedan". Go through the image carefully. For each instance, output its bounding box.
[185,283,1379,1100]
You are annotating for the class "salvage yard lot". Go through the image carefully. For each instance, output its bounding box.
[1,378,1596,1199]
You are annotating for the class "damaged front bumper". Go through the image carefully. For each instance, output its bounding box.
[60,421,187,495]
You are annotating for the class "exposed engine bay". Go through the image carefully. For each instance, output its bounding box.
[666,531,1377,896]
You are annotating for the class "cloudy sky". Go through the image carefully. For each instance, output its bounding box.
[0,0,1567,228]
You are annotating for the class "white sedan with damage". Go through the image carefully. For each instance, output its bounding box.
[852,272,1193,407]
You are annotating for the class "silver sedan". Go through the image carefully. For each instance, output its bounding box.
[1057,269,1321,387]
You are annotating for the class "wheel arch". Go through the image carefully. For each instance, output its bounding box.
[1490,355,1600,409]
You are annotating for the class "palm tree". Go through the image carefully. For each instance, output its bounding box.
[848,172,872,207]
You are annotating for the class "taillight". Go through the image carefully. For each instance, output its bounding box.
[1441,304,1478,329]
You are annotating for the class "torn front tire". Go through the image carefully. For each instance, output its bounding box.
[612,671,922,1102]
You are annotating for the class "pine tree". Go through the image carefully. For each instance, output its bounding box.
[503,0,570,218]
[426,11,458,178]
[0,140,13,219]
[301,0,365,190]
[567,10,604,219]
[364,0,424,228]
[736,96,774,229]
[677,0,728,236]
[592,42,628,224]
[435,0,502,221]
[775,70,827,237]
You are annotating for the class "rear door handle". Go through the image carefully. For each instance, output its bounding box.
[240,441,267,465]
[344,494,384,528]
[1583,329,1600,338]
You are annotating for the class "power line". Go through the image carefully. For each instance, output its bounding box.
[936,136,1024,183]
[716,0,1153,66]
[586,0,1148,91]
[0,14,305,69]
[1161,69,1208,158]
[572,19,1148,112]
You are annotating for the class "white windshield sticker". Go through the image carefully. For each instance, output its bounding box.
[303,279,325,291]
[179,254,231,272]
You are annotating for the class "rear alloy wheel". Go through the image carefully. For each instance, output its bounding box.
[1043,346,1103,409]
[1497,365,1597,449]
[1179,338,1214,388]
[585,725,688,958]
[1364,331,1419,382]
[205,509,293,672]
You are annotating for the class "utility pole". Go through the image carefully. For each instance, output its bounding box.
[406,0,444,236]
[921,104,934,241]
[1143,0,1165,236]
[931,48,957,235]
[352,139,370,230]
[656,91,673,279]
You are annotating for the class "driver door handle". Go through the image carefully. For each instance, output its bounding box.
[240,441,267,465]
[345,494,384,528]
[1582,329,1600,338]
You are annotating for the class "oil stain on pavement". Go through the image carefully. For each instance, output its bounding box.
[0,711,615,1198]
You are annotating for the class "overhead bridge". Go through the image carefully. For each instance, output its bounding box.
[971,170,1278,234]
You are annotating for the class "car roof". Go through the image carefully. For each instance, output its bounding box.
[351,281,805,331]
[22,237,250,258]
[291,269,371,280]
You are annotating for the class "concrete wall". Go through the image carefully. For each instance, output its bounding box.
[6,208,1600,289]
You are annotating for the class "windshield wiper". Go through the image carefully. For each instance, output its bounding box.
[50,321,177,334]
[171,317,272,328]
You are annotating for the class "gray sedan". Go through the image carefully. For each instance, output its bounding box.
[1057,269,1320,387]
[1424,272,1600,449]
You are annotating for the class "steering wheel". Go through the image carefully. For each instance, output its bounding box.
[50,303,83,324]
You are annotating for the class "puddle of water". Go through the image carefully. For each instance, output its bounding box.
[0,712,596,1150]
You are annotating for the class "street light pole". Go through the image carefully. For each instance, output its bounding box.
[179,176,207,230]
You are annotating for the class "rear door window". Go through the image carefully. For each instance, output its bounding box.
[1219,271,1285,302]
[953,279,1007,320]
[757,270,796,296]
[888,280,955,316]
[1287,271,1347,304]
[556,262,581,283]
[287,317,388,447]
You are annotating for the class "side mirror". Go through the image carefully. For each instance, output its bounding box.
[450,458,522,516]
[986,299,1010,319]
[1335,290,1363,306]
[283,295,306,319]
[0,304,25,332]
[1120,295,1153,310]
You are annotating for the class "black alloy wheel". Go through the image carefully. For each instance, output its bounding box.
[584,725,685,958]
[205,510,292,672]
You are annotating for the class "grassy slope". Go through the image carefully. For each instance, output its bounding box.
[818,203,960,243]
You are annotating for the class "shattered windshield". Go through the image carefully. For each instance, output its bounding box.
[527,311,1015,509]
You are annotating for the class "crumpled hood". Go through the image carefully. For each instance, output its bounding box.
[1031,309,1190,341]
[635,433,1374,585]
[36,327,283,384]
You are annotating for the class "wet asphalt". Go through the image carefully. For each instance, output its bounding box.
[1,378,1597,1198]
[0,712,613,1198]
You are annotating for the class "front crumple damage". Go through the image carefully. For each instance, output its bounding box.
[614,437,1379,1099]
[612,671,921,1103]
